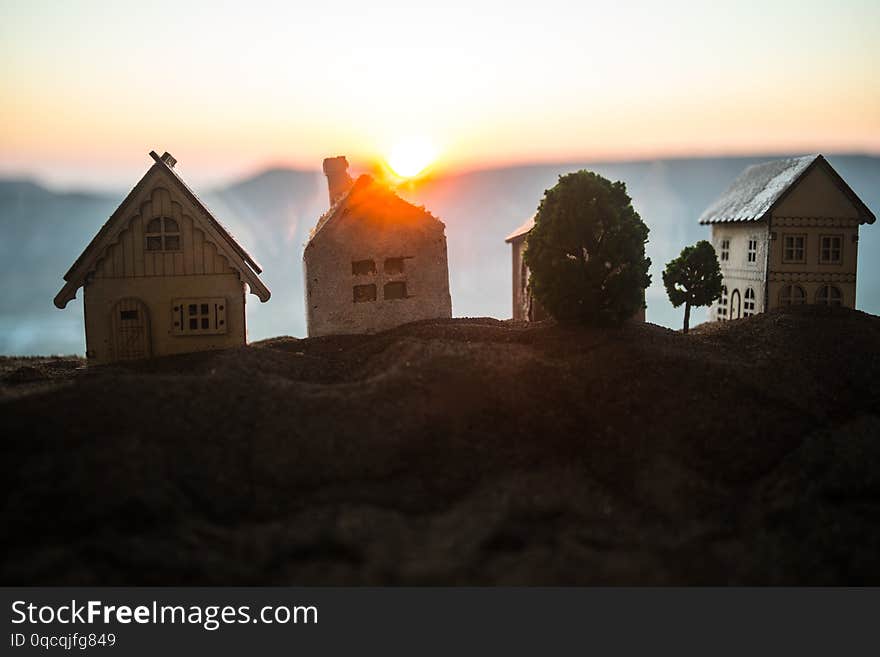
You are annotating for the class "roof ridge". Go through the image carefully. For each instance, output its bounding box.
[149,151,263,274]
[698,154,820,225]
[55,151,270,309]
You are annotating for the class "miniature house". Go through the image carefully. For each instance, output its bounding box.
[505,216,549,322]
[54,151,271,363]
[505,216,646,322]
[303,156,452,336]
[699,154,875,321]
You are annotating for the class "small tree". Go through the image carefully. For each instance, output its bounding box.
[523,170,651,326]
[663,240,723,333]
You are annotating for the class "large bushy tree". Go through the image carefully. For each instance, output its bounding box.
[523,170,651,326]
[663,240,723,333]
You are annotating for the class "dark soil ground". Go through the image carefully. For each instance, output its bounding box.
[2,306,879,585]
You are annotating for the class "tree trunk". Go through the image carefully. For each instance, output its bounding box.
[683,301,691,334]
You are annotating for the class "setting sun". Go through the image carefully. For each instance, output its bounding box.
[386,138,437,178]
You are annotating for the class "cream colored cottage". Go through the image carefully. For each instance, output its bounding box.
[55,151,270,363]
[303,156,452,336]
[699,154,874,321]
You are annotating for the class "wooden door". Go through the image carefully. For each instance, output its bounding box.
[112,298,151,361]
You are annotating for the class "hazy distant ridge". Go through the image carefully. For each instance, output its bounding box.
[2,155,878,355]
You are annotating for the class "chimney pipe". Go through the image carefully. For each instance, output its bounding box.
[323,156,353,206]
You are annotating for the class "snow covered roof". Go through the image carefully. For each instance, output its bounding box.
[698,155,818,224]
[504,215,535,243]
[698,154,875,225]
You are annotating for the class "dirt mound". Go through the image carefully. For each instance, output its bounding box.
[1,307,879,584]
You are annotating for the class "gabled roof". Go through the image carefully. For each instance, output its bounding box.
[305,174,442,248]
[149,151,264,273]
[55,151,270,308]
[504,215,535,243]
[698,154,875,225]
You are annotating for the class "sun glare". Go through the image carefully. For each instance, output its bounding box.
[386,138,437,178]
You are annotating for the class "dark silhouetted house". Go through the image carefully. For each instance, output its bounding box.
[699,154,875,321]
[55,151,270,363]
[505,216,549,322]
[505,216,646,322]
[303,156,452,336]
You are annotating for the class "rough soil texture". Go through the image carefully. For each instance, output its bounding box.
[2,306,879,585]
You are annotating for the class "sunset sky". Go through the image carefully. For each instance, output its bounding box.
[2,0,878,187]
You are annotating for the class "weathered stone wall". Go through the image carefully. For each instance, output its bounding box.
[304,206,452,336]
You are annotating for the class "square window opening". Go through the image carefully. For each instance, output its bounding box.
[820,235,842,263]
[353,284,377,302]
[384,281,407,300]
[384,258,406,274]
[352,259,376,275]
[783,235,806,263]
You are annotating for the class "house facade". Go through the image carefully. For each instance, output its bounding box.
[699,154,874,321]
[303,156,452,336]
[54,151,271,363]
[504,217,549,322]
[504,216,646,322]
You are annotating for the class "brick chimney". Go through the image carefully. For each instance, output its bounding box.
[323,156,353,206]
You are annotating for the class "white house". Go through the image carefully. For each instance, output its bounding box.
[699,154,874,320]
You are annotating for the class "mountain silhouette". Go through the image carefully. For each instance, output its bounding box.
[2,154,878,355]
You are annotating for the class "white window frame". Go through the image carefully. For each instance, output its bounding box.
[747,238,757,263]
[743,287,756,316]
[719,239,730,262]
[717,285,729,320]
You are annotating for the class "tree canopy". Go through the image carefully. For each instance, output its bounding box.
[523,170,651,326]
[662,240,724,333]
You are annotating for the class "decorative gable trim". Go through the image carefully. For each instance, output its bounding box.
[55,152,270,308]
[773,156,875,225]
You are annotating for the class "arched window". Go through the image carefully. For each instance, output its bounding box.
[730,289,741,319]
[779,284,806,306]
[815,285,842,306]
[743,287,756,316]
[716,285,728,320]
[145,217,180,251]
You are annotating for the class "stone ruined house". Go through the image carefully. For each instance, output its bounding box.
[54,151,271,363]
[303,156,452,336]
[699,154,874,321]
[504,216,646,322]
